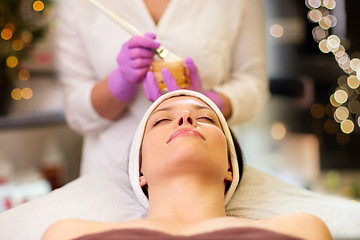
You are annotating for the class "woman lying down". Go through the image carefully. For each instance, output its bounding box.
[42,90,331,240]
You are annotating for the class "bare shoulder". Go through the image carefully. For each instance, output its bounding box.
[41,218,114,240]
[261,212,332,240]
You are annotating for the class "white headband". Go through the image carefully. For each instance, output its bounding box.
[129,90,239,210]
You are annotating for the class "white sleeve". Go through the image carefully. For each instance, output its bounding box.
[54,0,112,135]
[214,0,270,126]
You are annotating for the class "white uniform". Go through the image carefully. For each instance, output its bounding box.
[55,0,269,175]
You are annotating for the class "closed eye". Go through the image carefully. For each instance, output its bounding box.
[197,117,215,123]
[153,118,170,126]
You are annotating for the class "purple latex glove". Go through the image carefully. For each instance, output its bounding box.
[143,57,224,110]
[108,32,160,102]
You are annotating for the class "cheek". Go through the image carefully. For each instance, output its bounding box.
[141,131,167,172]
[208,128,228,165]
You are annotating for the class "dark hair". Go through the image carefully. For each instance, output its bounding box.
[229,128,244,186]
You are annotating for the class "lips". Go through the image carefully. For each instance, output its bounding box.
[167,128,206,144]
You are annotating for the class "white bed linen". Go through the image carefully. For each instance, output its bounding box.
[0,166,359,240]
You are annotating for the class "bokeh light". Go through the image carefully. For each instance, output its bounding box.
[327,35,341,52]
[334,89,348,104]
[348,100,360,114]
[338,75,347,87]
[22,88,33,100]
[307,0,322,9]
[270,24,284,38]
[11,88,22,100]
[347,75,360,89]
[334,46,346,58]
[313,27,328,42]
[310,103,325,119]
[330,94,341,107]
[6,56,18,68]
[21,31,33,43]
[1,28,12,40]
[350,58,360,71]
[323,0,336,10]
[341,119,354,134]
[319,39,330,53]
[334,107,349,122]
[4,23,15,31]
[271,122,286,140]
[18,69,30,81]
[319,17,332,30]
[326,14,337,27]
[308,9,322,22]
[33,1,45,12]
[12,40,24,51]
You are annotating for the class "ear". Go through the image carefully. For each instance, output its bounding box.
[225,170,233,182]
[139,175,148,187]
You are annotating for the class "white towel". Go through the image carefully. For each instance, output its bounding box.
[128,90,239,210]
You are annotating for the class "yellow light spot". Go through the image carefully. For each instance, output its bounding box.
[350,58,360,71]
[312,26,328,42]
[323,0,336,10]
[18,69,30,81]
[4,23,15,32]
[319,39,330,53]
[12,40,24,51]
[334,89,348,104]
[329,94,341,107]
[327,35,341,52]
[33,1,45,12]
[270,24,284,38]
[310,103,325,119]
[338,56,351,70]
[341,119,354,134]
[21,31,33,43]
[348,100,360,114]
[271,122,286,140]
[308,0,321,8]
[326,15,337,27]
[358,116,360,127]
[1,28,12,40]
[338,75,347,87]
[22,88,33,100]
[334,46,346,58]
[334,107,349,121]
[11,88,22,100]
[6,56,18,68]
[347,75,360,89]
[308,9,322,22]
[319,17,331,30]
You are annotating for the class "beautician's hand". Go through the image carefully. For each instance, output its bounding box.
[108,33,160,102]
[143,57,224,110]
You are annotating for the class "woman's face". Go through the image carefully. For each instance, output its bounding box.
[140,96,231,188]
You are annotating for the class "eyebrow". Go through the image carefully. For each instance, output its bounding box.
[151,104,213,116]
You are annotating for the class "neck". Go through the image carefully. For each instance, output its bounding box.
[146,176,226,224]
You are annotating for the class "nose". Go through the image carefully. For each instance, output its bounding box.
[177,111,196,127]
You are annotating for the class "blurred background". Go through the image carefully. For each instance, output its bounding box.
[0,0,359,211]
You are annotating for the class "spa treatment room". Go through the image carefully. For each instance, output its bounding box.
[0,0,359,239]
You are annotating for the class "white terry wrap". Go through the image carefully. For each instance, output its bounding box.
[128,90,239,210]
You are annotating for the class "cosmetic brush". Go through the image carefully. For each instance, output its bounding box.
[89,0,182,62]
